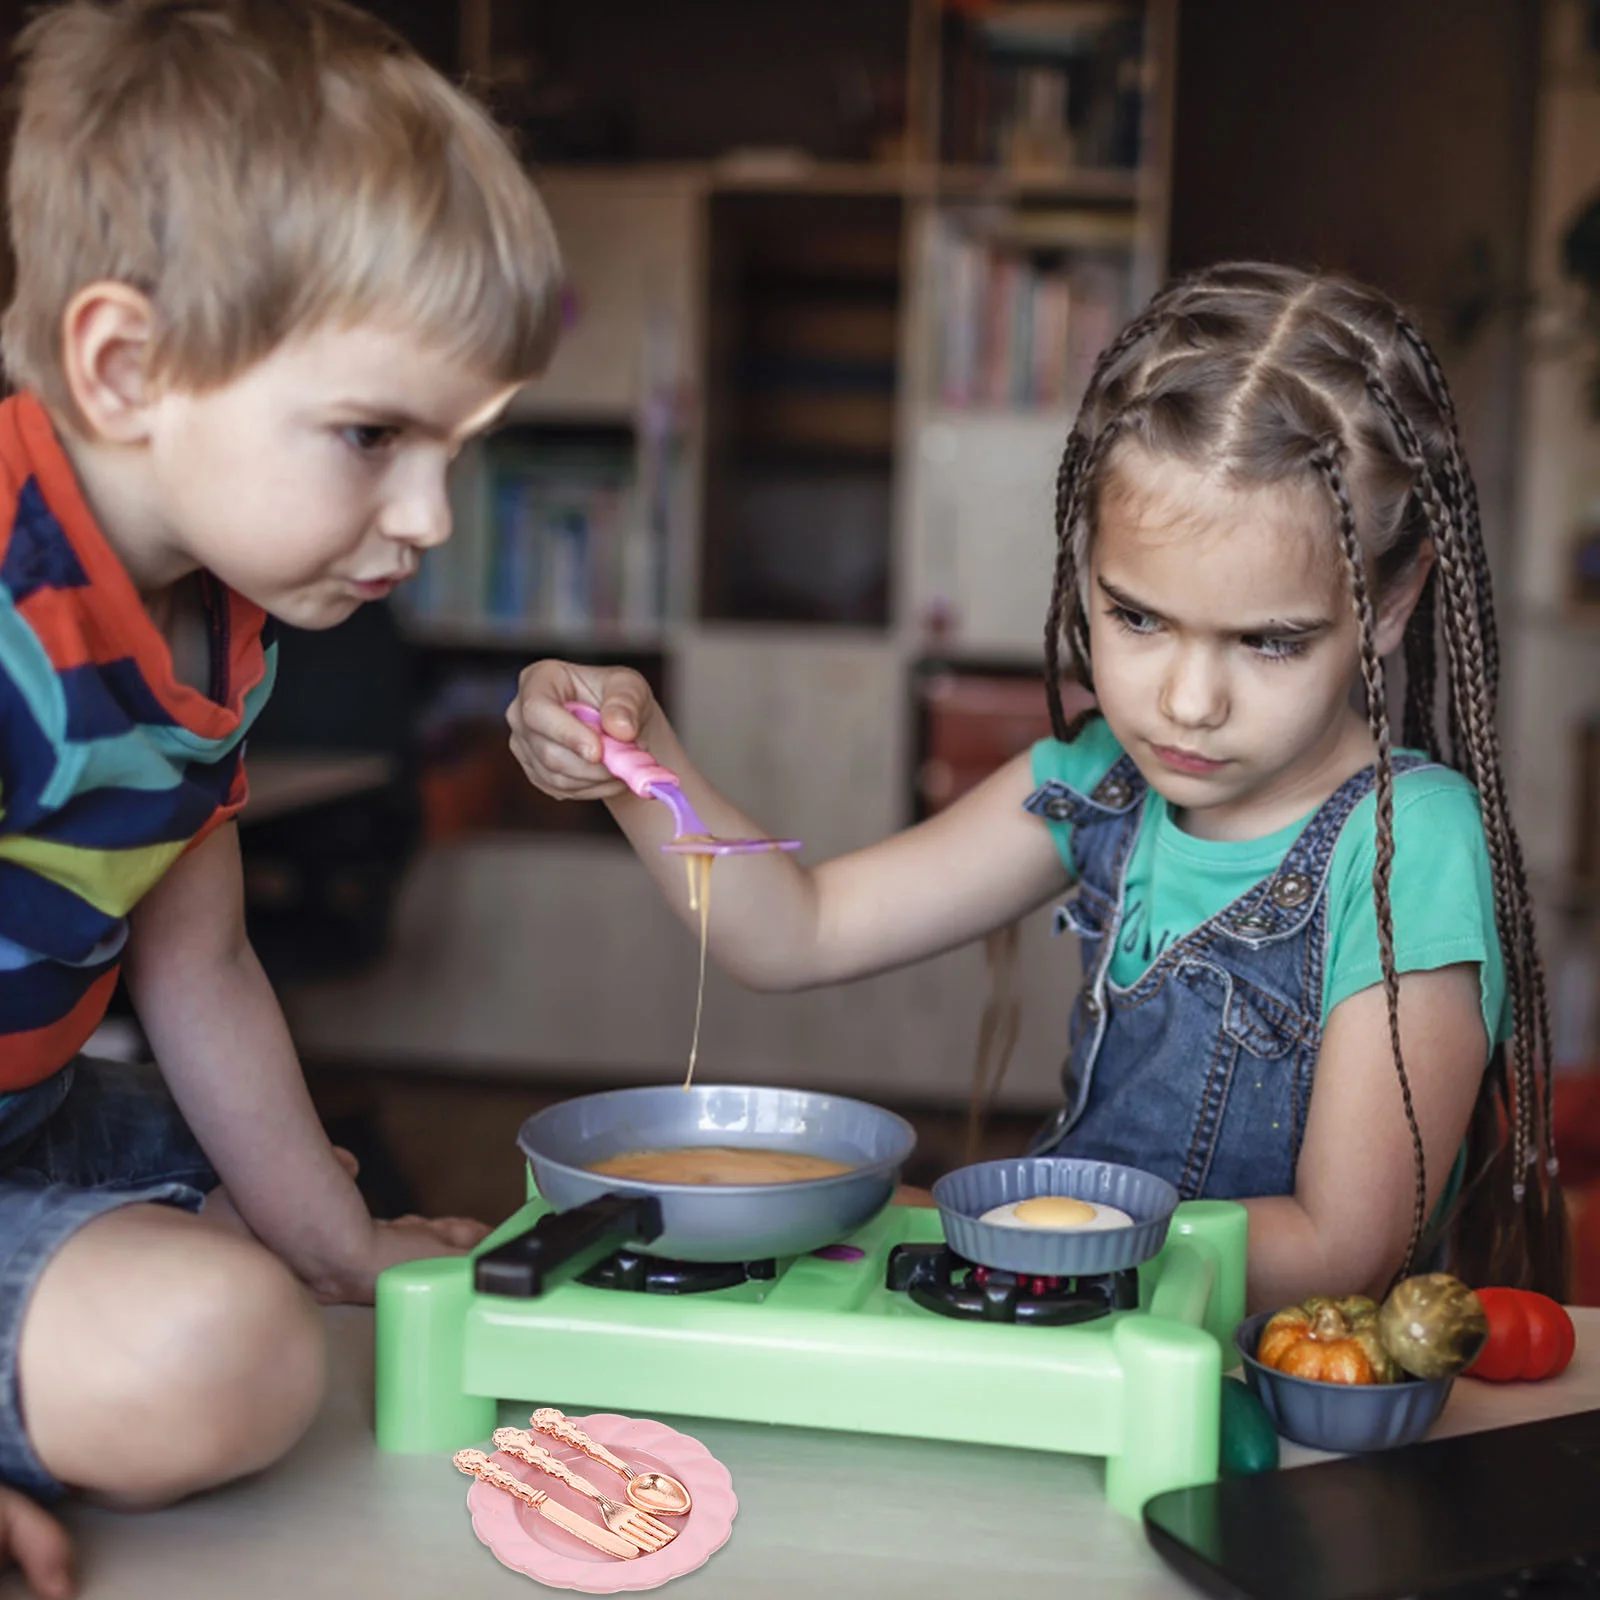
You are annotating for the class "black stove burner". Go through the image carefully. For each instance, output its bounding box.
[579,1249,778,1294]
[885,1243,1139,1325]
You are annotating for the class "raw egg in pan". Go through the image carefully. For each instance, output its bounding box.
[977,1195,1135,1231]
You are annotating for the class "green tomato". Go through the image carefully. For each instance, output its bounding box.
[1377,1273,1488,1380]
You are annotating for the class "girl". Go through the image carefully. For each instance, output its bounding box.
[507,262,1566,1309]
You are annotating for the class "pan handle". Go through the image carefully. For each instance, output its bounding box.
[473,1193,665,1297]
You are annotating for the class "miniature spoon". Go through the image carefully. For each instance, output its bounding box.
[528,1406,694,1517]
[564,703,800,857]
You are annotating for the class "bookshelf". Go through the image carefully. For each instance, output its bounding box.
[282,0,1178,1107]
[1504,0,1600,1069]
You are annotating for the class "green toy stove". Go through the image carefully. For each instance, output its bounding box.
[375,1190,1248,1518]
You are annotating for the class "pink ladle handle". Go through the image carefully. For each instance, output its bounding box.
[565,702,679,799]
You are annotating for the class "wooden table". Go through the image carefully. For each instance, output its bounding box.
[28,1307,1598,1600]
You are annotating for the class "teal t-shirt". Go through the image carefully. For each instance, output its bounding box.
[1031,723,1508,1053]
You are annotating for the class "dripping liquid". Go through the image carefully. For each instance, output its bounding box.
[683,849,714,1090]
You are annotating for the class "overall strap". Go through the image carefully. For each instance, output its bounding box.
[1023,753,1144,828]
[1025,754,1146,898]
[1214,752,1435,946]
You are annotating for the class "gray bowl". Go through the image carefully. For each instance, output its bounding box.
[931,1156,1179,1274]
[1235,1311,1455,1452]
[517,1084,917,1262]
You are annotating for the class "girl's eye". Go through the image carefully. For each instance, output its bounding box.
[1244,634,1309,663]
[341,424,400,456]
[1108,604,1159,636]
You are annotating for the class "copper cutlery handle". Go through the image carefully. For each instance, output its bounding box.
[529,1407,637,1481]
[452,1450,639,1560]
[492,1428,607,1501]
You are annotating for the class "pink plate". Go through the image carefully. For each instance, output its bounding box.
[463,1412,737,1593]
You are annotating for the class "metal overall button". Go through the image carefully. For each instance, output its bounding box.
[1093,775,1133,808]
[1043,795,1073,821]
[1234,911,1273,931]
[1270,871,1313,909]
[1084,993,1102,1017]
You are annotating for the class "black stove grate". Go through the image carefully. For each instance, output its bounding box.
[885,1242,1139,1325]
[578,1249,778,1294]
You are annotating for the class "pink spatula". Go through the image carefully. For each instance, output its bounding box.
[566,703,801,856]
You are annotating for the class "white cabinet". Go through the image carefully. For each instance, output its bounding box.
[512,172,702,422]
[674,629,905,861]
[898,411,1074,658]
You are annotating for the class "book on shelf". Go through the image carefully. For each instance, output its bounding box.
[402,432,668,637]
[928,213,1130,410]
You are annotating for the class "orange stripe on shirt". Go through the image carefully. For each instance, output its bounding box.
[0,966,119,1091]
[186,763,250,852]
[14,584,127,672]
[0,409,25,572]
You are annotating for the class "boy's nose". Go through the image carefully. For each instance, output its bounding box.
[381,479,452,549]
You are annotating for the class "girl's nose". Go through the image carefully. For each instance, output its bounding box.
[1160,646,1228,729]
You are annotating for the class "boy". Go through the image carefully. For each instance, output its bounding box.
[0,2,563,1592]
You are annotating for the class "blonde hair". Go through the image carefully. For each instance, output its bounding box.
[2,0,563,425]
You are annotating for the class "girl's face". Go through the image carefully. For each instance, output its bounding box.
[1087,447,1395,841]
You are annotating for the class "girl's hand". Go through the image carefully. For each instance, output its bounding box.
[309,1214,493,1306]
[0,1486,73,1599]
[507,660,660,801]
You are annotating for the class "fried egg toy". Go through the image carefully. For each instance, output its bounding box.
[977,1195,1135,1231]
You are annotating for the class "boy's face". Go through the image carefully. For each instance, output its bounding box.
[142,324,519,629]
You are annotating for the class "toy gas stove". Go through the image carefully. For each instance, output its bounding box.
[376,1192,1247,1517]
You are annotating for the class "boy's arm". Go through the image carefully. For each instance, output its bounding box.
[1240,962,1487,1311]
[120,819,481,1303]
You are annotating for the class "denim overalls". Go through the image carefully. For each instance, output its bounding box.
[1023,750,1431,1200]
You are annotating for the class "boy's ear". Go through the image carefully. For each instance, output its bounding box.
[60,283,158,444]
[1372,542,1436,656]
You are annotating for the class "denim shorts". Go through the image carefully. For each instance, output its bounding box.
[0,1056,219,1501]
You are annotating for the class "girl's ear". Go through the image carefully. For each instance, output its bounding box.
[1372,543,1436,656]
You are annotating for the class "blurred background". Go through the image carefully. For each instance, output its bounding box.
[17,1,1600,1290]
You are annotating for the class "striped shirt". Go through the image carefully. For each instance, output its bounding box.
[0,393,277,1091]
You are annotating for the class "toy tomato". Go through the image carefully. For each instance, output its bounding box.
[1467,1289,1576,1382]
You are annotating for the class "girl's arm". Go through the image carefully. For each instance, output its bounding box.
[1241,962,1487,1310]
[508,660,1073,991]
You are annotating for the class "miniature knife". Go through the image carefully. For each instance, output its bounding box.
[453,1449,640,1559]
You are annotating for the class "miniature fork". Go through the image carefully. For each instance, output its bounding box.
[492,1428,678,1554]
[564,702,801,857]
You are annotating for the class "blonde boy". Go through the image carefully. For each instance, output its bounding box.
[0,2,560,1591]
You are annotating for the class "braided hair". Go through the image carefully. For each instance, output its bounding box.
[1045,261,1567,1296]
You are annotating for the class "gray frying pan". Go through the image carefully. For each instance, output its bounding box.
[473,1084,917,1295]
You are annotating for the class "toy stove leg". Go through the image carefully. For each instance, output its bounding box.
[1105,1314,1221,1517]
[375,1255,496,1452]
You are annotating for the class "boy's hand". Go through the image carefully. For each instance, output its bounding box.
[0,1486,73,1599]
[507,660,659,801]
[310,1214,493,1307]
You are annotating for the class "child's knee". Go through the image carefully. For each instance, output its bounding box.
[134,1237,327,1490]
[176,1236,326,1412]
[21,1210,326,1503]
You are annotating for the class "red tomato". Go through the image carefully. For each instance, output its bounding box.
[1467,1288,1576,1382]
